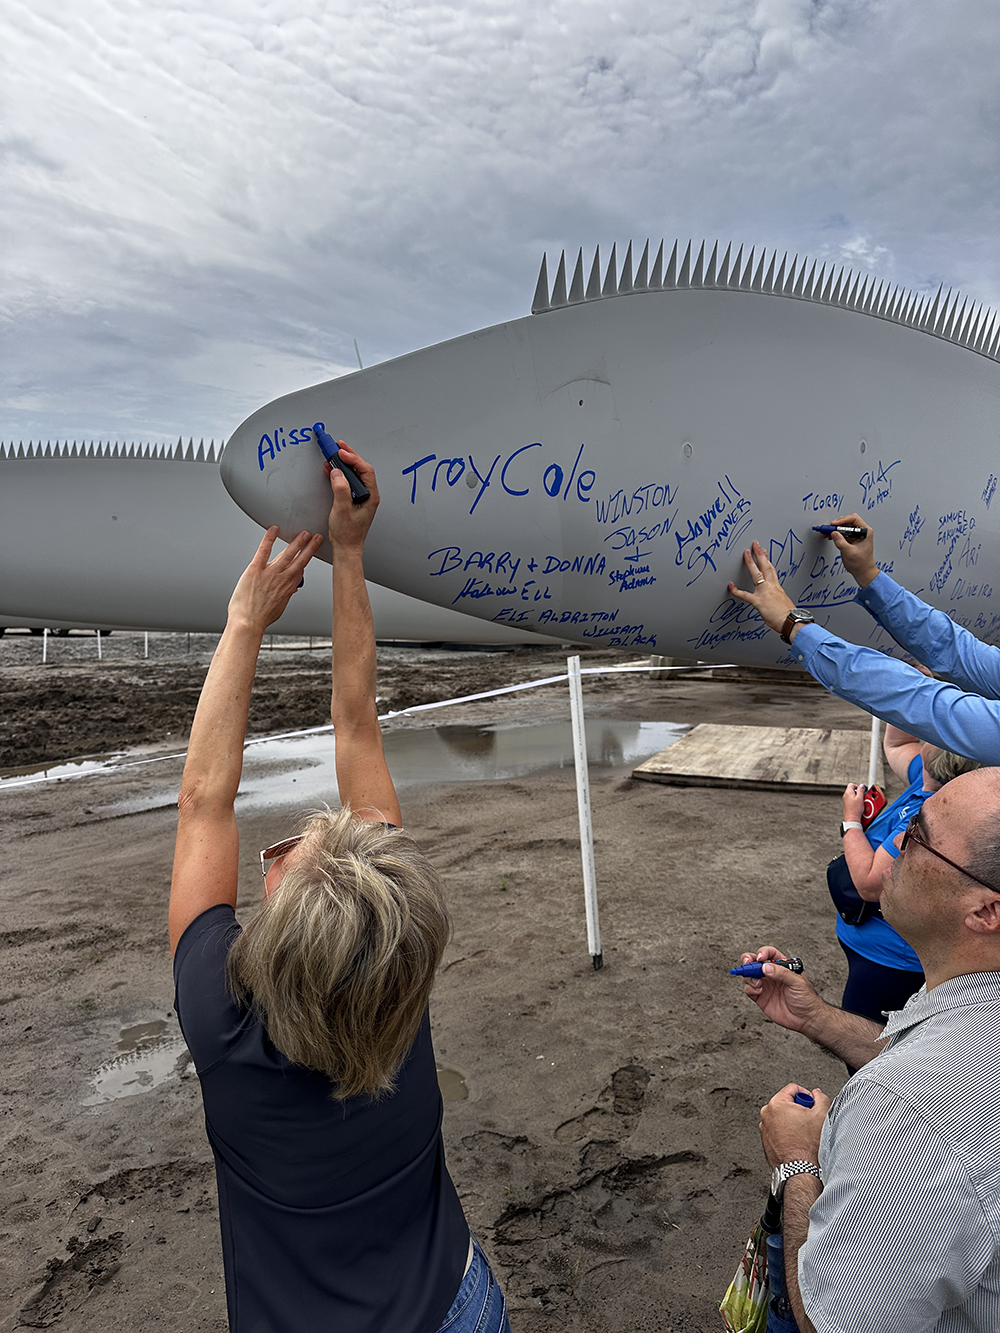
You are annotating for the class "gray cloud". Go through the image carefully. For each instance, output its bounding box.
[2,0,999,441]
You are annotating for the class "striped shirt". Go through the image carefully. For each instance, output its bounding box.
[798,971,1000,1333]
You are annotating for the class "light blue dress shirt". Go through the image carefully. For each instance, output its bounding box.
[790,572,1000,764]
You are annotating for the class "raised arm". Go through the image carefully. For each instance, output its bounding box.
[327,444,402,828]
[729,541,1000,764]
[829,514,1000,699]
[882,724,923,782]
[839,783,897,899]
[169,527,323,952]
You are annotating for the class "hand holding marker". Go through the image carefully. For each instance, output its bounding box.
[730,957,804,979]
[313,424,370,504]
[813,523,868,543]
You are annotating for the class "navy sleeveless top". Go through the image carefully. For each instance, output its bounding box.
[174,905,469,1333]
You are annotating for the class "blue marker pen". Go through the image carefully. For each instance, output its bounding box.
[313,424,370,504]
[812,524,868,543]
[730,957,804,978]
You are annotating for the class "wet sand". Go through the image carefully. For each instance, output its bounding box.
[0,636,888,1331]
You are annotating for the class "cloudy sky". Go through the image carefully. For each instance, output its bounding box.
[2,0,999,445]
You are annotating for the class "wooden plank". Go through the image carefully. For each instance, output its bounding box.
[632,723,885,795]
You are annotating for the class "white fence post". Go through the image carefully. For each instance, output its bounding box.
[144,631,149,659]
[567,655,603,970]
[96,629,102,661]
[42,627,48,664]
[867,715,881,788]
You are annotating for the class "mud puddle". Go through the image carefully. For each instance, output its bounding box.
[436,1067,469,1102]
[82,1019,468,1108]
[2,719,688,811]
[150,718,688,813]
[1,752,128,787]
[83,1019,189,1108]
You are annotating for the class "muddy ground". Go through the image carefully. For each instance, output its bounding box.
[0,632,889,1332]
[0,632,600,771]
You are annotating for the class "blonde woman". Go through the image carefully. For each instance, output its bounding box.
[169,446,508,1333]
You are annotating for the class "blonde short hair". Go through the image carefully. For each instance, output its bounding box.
[227,807,450,1100]
[923,748,981,785]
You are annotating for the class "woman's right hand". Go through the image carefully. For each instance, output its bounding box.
[326,444,379,552]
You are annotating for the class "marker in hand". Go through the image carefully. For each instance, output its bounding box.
[813,524,868,543]
[730,957,804,978]
[313,424,370,504]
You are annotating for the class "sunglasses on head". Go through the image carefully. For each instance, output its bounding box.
[259,835,304,880]
[899,816,999,894]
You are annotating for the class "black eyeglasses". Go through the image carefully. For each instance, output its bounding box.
[899,816,999,894]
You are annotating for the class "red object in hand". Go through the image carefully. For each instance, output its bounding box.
[862,785,886,827]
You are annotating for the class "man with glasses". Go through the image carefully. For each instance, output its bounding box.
[734,765,1000,1333]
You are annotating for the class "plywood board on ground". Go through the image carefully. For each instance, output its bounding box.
[632,723,884,794]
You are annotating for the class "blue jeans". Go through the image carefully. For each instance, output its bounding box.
[437,1235,510,1333]
[765,1232,801,1333]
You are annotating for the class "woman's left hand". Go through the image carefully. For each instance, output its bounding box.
[228,527,324,633]
[727,540,797,632]
[842,782,866,821]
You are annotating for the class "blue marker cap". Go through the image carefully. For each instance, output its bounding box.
[312,423,370,504]
[793,1091,815,1108]
[313,422,341,462]
[730,957,804,979]
[730,961,766,978]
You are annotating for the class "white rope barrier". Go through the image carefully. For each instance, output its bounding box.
[376,659,736,722]
[2,660,732,790]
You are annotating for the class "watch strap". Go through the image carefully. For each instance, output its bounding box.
[840,821,864,837]
[780,609,815,644]
[773,1160,823,1198]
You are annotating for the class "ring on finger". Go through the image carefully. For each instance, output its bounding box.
[754,578,765,585]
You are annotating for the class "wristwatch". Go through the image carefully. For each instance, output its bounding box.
[779,609,816,643]
[770,1161,823,1199]
[840,821,864,837]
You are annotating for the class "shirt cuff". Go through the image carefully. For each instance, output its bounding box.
[853,570,900,616]
[788,622,839,668]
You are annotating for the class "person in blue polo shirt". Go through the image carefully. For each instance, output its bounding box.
[833,727,977,1028]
